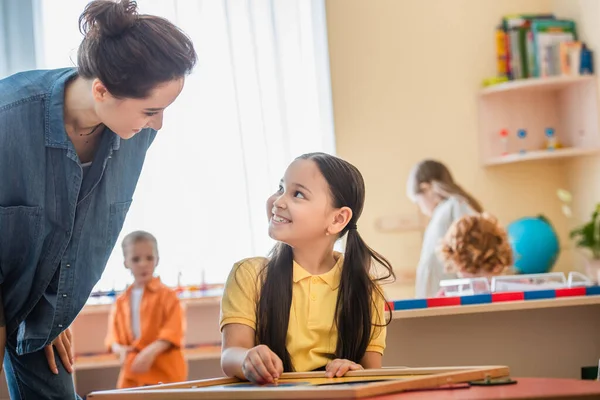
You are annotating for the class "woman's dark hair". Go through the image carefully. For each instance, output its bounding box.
[255,152,395,371]
[77,0,197,98]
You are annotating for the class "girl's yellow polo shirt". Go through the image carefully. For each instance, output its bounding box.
[219,253,387,372]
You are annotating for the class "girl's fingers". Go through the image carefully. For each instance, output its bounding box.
[243,361,263,384]
[249,352,273,383]
[272,353,284,378]
[326,360,361,378]
[336,363,351,377]
[258,347,279,380]
[325,359,342,378]
[349,363,362,371]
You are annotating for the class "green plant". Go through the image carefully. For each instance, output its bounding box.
[558,188,600,260]
[569,204,600,260]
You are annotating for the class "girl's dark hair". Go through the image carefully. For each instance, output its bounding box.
[406,159,483,213]
[77,0,197,98]
[256,152,395,371]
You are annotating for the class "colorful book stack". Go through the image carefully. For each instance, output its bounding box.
[494,14,593,81]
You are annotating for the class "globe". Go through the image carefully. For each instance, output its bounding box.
[506,216,560,274]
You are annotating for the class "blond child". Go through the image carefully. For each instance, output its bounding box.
[106,231,187,388]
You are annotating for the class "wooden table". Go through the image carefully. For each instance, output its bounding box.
[371,377,600,400]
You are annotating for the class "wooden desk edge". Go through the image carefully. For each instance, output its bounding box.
[392,295,600,319]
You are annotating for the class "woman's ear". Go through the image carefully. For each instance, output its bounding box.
[92,78,110,102]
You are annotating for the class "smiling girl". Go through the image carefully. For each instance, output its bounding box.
[220,153,395,384]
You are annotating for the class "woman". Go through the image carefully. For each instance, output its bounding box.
[406,160,483,298]
[0,0,196,398]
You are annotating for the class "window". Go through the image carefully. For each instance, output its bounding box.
[35,0,336,290]
[0,0,38,77]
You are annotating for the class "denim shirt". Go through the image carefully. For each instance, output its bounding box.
[0,68,157,355]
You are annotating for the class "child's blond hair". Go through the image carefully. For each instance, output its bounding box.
[121,230,159,258]
[439,213,513,275]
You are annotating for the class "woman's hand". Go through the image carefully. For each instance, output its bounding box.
[45,327,74,374]
[325,358,363,378]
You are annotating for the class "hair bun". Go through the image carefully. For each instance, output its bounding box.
[79,0,138,38]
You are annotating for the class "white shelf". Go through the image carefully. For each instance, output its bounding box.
[79,294,222,316]
[478,75,600,166]
[75,354,120,370]
[74,345,222,371]
[480,75,596,96]
[484,147,600,166]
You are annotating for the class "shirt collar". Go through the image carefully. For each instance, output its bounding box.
[146,276,161,292]
[45,67,120,152]
[126,276,161,294]
[292,252,343,290]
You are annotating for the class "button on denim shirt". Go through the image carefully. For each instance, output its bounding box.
[0,68,156,355]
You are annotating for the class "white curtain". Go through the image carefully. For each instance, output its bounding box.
[0,0,38,78]
[35,0,336,290]
[0,4,7,77]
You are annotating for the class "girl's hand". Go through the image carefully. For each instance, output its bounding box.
[242,345,283,384]
[326,358,363,378]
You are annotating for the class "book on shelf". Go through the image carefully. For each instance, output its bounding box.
[495,14,588,80]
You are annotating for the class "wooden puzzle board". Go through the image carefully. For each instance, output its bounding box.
[88,365,510,399]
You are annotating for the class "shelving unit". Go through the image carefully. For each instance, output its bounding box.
[478,75,600,166]
[74,345,222,370]
[483,147,600,166]
[68,292,225,396]
[480,75,597,95]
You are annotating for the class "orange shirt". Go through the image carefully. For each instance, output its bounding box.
[105,277,187,388]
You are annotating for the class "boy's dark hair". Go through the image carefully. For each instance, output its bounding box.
[78,0,197,99]
[122,230,159,258]
[255,152,395,371]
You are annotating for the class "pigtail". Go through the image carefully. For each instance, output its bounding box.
[334,226,394,362]
[256,242,295,371]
